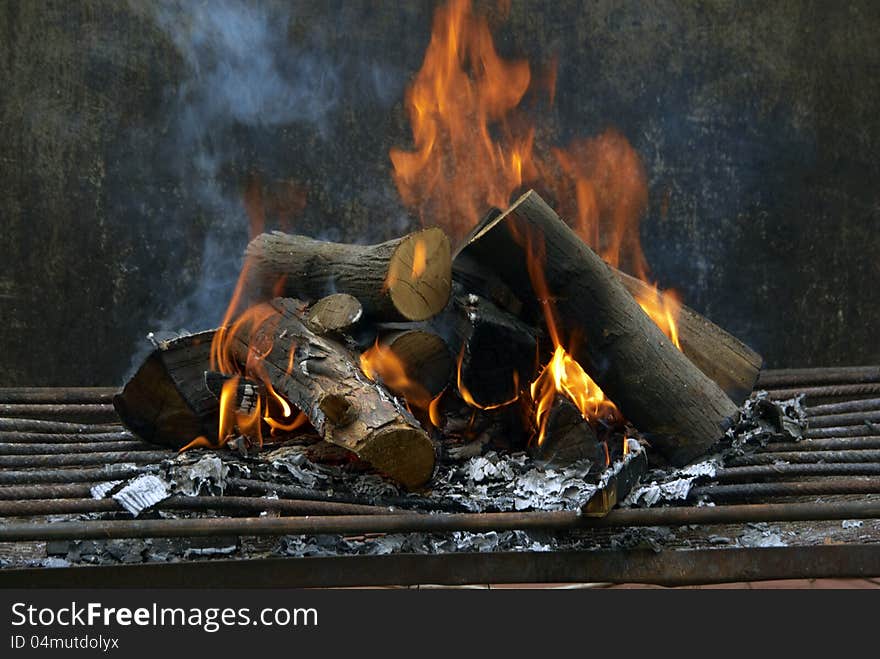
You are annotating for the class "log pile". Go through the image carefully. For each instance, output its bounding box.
[117,190,761,489]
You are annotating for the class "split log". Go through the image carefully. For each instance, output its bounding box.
[448,293,538,409]
[454,190,738,465]
[614,271,762,405]
[245,228,452,322]
[113,331,218,448]
[229,298,435,489]
[305,293,363,335]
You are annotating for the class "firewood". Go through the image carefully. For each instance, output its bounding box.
[245,228,452,322]
[113,331,218,448]
[376,329,453,398]
[453,213,763,406]
[228,298,435,489]
[305,293,363,335]
[448,293,538,409]
[455,190,739,465]
[528,397,605,469]
[614,270,762,405]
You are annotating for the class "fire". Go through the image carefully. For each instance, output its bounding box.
[360,340,435,414]
[411,238,428,279]
[392,0,684,436]
[188,275,308,450]
[518,223,621,443]
[389,0,531,241]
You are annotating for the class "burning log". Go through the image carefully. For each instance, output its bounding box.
[455,190,738,465]
[305,293,363,335]
[528,397,605,469]
[613,270,762,405]
[113,331,219,448]
[245,228,452,321]
[372,329,453,399]
[228,298,435,489]
[449,293,538,409]
[454,226,761,406]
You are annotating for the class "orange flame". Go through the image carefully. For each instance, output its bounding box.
[517,224,621,443]
[411,238,428,279]
[198,281,309,449]
[455,345,520,411]
[389,0,531,241]
[393,0,684,439]
[360,340,434,413]
[392,0,681,342]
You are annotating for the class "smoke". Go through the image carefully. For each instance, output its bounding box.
[124,0,401,376]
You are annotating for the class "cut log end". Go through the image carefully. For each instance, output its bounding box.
[306,293,363,334]
[385,227,452,321]
[380,329,453,397]
[354,424,436,490]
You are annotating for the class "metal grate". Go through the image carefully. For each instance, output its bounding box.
[1,368,880,587]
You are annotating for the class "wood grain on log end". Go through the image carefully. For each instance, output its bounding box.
[385,227,452,321]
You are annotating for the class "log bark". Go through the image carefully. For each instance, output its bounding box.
[447,293,538,409]
[230,298,435,489]
[113,331,219,448]
[245,228,452,322]
[614,271,762,405]
[453,218,762,406]
[455,190,738,465]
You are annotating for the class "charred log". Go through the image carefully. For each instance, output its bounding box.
[448,293,538,409]
[528,397,605,469]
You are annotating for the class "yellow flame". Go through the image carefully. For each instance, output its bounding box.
[412,239,427,279]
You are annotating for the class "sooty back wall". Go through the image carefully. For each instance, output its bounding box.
[2,0,879,385]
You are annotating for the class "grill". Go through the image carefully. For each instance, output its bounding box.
[1,367,880,587]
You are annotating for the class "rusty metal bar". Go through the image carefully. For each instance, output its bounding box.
[0,496,406,517]
[805,426,880,439]
[0,465,146,485]
[0,483,101,500]
[0,404,118,423]
[0,431,135,444]
[808,411,880,427]
[761,438,880,452]
[3,545,878,588]
[764,384,880,400]
[757,366,880,388]
[0,418,121,433]
[714,463,880,481]
[1,501,879,542]
[0,441,155,455]
[0,450,173,468]
[808,398,880,416]
[690,478,880,501]
[727,449,880,467]
[0,387,118,404]
[227,477,465,512]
